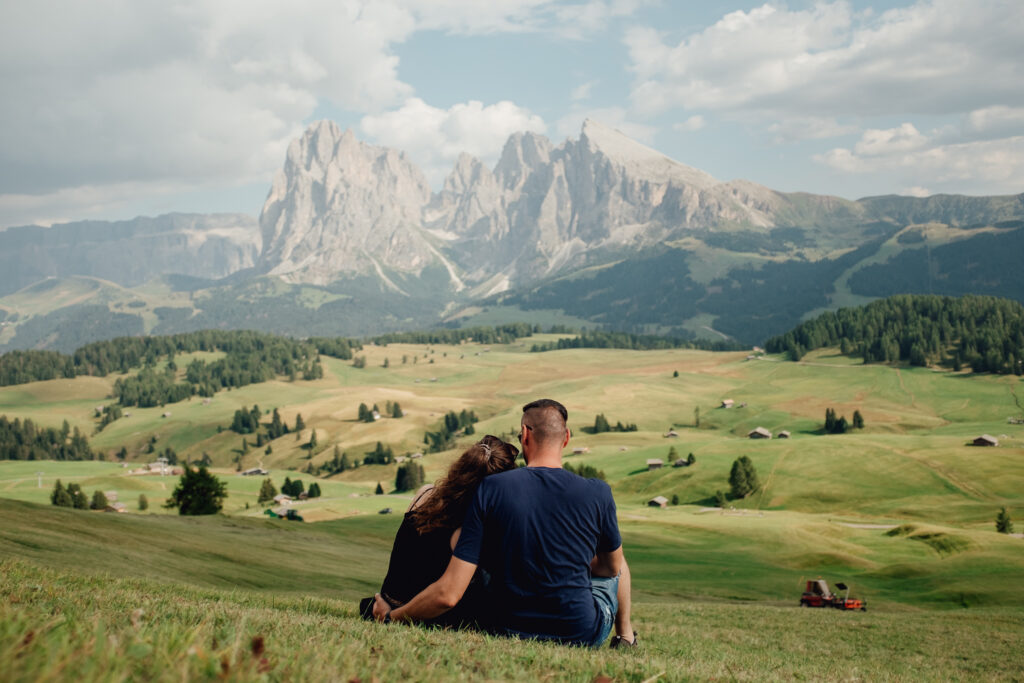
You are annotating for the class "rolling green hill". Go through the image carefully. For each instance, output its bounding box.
[2,338,1024,679]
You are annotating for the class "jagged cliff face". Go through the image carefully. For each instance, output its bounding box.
[425,120,793,289]
[264,119,1012,295]
[257,120,440,288]
[258,119,813,292]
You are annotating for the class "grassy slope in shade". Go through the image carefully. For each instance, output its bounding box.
[2,558,1023,682]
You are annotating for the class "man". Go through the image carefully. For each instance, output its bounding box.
[374,398,635,648]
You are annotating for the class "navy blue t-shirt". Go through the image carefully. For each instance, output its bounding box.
[453,466,622,644]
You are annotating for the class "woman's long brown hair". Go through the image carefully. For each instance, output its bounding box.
[411,435,518,534]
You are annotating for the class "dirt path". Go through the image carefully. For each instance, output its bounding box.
[895,368,918,408]
[837,523,898,530]
[755,449,785,511]
[895,448,988,500]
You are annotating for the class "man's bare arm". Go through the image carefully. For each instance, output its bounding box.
[590,545,624,578]
[373,556,477,623]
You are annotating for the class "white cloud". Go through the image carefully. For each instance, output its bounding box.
[965,106,1024,139]
[767,117,858,143]
[902,186,931,198]
[0,0,416,200]
[571,81,595,102]
[673,115,705,132]
[852,123,929,157]
[626,1,1024,118]
[817,125,1024,194]
[360,98,546,185]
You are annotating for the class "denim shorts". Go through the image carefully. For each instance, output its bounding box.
[587,575,620,648]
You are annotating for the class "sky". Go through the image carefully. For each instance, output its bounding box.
[1,0,1022,229]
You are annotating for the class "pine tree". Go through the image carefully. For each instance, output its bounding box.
[294,413,305,431]
[375,482,384,495]
[687,452,696,465]
[138,494,149,511]
[671,494,680,506]
[995,507,1014,534]
[282,477,293,497]
[667,446,679,463]
[853,410,865,429]
[90,490,109,510]
[392,402,403,418]
[729,456,759,499]
[50,480,73,507]
[715,490,728,508]
[358,403,369,422]
[835,416,848,434]
[308,429,318,451]
[257,478,277,504]
[729,459,750,499]
[825,408,836,432]
[164,466,227,515]
[68,483,89,509]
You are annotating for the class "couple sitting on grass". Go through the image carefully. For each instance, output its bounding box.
[361,398,636,649]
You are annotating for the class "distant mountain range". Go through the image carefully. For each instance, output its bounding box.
[1,120,1022,353]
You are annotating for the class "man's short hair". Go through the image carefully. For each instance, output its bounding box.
[522,399,569,446]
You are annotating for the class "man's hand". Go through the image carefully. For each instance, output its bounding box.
[372,593,391,622]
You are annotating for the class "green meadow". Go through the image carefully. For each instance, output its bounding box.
[2,338,1024,680]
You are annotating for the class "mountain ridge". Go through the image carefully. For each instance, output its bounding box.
[1,120,1022,352]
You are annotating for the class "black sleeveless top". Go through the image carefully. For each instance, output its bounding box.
[378,506,486,628]
[380,511,456,605]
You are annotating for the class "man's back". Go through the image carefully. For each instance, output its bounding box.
[453,466,621,644]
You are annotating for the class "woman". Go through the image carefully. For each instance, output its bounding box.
[360,435,519,627]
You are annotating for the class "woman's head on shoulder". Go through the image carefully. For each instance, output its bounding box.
[463,434,519,476]
[411,435,518,533]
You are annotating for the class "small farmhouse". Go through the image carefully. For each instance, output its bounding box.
[672,459,688,468]
[748,427,772,439]
[273,494,292,505]
[720,399,734,409]
[646,459,664,470]
[664,430,679,438]
[973,434,999,447]
[648,496,669,508]
[241,467,269,476]
[572,447,591,455]
[777,430,791,439]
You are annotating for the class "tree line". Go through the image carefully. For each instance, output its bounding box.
[589,414,638,434]
[765,294,1024,374]
[530,330,743,353]
[423,410,479,453]
[1,416,94,461]
[366,323,537,346]
[0,329,358,388]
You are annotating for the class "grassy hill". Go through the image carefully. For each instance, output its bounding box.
[2,339,1024,679]
[2,503,1023,681]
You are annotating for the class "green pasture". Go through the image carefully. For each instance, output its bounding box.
[4,558,1022,683]
[2,340,1022,529]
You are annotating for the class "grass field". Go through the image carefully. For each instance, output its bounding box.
[2,339,1024,679]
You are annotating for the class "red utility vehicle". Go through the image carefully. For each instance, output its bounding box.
[800,579,866,611]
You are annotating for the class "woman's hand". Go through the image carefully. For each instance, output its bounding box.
[372,593,391,622]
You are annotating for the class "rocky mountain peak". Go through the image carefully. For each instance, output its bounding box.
[257,120,437,286]
[578,118,719,189]
[494,131,553,191]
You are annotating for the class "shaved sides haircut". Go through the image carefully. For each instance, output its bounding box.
[522,399,569,446]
